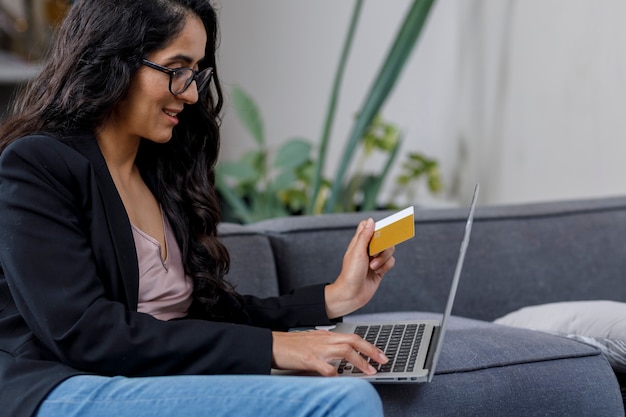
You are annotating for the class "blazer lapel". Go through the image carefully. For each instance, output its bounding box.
[68,134,140,309]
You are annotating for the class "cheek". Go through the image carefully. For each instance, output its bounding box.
[124,86,164,120]
[117,72,173,131]
[131,70,169,104]
[111,94,158,138]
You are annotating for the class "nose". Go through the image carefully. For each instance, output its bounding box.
[177,81,199,105]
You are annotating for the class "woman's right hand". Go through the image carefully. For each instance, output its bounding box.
[271,330,389,376]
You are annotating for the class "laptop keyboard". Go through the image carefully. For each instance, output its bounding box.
[338,323,425,375]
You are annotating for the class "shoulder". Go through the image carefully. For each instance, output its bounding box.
[2,134,84,161]
[1,134,96,176]
[0,134,100,195]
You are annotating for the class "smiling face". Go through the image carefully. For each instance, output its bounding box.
[105,13,208,145]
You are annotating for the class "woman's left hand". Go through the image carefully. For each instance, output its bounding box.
[324,218,396,319]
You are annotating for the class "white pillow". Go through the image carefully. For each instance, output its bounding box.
[494,300,626,373]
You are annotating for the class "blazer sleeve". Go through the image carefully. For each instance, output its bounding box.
[0,136,275,377]
[242,284,339,331]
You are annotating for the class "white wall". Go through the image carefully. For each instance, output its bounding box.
[458,0,626,204]
[216,0,626,207]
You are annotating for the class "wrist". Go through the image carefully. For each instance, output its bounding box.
[324,282,356,320]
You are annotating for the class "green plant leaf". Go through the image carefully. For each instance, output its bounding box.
[272,169,299,191]
[232,86,265,146]
[295,159,315,184]
[361,134,402,211]
[232,150,266,182]
[279,189,308,213]
[360,175,382,210]
[249,191,289,222]
[274,138,312,170]
[215,173,254,224]
[217,161,258,183]
[339,175,365,212]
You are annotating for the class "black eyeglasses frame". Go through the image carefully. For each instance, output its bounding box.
[141,58,214,96]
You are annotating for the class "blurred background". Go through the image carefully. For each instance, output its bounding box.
[0,0,67,119]
[2,0,626,219]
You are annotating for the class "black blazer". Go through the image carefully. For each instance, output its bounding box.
[0,134,333,417]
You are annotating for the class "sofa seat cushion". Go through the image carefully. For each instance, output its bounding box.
[345,312,625,417]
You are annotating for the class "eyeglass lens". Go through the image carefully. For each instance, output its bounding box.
[171,68,213,95]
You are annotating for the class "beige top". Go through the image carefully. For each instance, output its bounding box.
[131,212,193,321]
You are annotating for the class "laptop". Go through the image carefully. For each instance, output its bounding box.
[327,184,479,383]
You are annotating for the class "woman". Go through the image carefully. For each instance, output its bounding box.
[0,1,396,416]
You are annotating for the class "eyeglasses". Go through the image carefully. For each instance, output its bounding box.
[141,59,214,96]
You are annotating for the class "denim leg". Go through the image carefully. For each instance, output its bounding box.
[36,374,383,417]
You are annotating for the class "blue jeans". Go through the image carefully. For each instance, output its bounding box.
[36,374,383,417]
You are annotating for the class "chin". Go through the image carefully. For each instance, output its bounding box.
[145,133,174,144]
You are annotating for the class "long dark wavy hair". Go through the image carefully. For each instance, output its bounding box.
[0,0,247,322]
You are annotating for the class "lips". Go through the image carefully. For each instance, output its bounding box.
[163,108,182,125]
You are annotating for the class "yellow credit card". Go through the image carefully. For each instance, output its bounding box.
[368,206,415,255]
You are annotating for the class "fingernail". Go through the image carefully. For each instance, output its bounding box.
[379,351,389,363]
[368,365,377,375]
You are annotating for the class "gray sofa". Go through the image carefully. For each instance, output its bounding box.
[218,195,626,416]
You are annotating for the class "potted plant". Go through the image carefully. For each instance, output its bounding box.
[217,0,441,223]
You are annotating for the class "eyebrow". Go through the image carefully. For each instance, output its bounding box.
[164,54,205,67]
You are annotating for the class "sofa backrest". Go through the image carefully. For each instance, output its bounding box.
[217,222,280,298]
[221,196,626,322]
[458,196,626,320]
